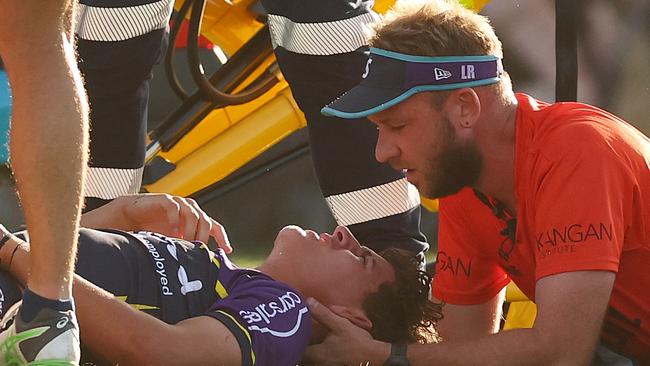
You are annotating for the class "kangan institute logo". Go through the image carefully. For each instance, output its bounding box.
[434,67,452,81]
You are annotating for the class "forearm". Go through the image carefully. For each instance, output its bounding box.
[80,198,130,230]
[434,290,505,341]
[366,328,589,366]
[409,328,559,366]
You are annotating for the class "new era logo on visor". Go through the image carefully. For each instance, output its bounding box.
[434,67,452,81]
[362,58,373,78]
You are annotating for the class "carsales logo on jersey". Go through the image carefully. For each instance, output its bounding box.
[239,291,303,326]
[239,291,309,338]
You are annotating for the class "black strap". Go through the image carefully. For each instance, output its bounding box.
[383,343,410,366]
[473,189,517,242]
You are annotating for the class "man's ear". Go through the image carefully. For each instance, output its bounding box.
[447,87,481,130]
[329,305,373,331]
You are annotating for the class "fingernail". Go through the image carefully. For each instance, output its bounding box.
[307,298,318,308]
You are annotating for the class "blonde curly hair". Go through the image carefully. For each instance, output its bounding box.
[369,0,512,104]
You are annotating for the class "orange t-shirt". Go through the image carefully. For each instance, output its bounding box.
[432,94,650,359]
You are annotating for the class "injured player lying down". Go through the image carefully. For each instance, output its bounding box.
[0,194,439,366]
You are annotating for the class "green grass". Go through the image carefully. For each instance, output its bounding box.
[226,244,271,269]
[229,252,266,268]
[227,248,438,270]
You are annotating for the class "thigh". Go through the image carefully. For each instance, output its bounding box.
[74,229,133,297]
[83,65,151,166]
[74,229,163,320]
[82,64,154,210]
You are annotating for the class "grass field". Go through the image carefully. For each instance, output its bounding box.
[228,249,271,269]
[228,246,438,269]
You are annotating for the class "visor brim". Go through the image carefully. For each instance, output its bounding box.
[321,84,409,119]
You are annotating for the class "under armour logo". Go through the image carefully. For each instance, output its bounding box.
[56,317,69,329]
[434,67,452,81]
[362,58,373,78]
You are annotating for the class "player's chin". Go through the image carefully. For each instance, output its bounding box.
[274,225,312,248]
[278,225,306,237]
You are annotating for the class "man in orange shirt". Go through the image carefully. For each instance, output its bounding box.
[304,1,650,364]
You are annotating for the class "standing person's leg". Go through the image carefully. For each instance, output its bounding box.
[262,0,429,257]
[81,63,151,212]
[0,0,86,362]
[75,3,172,212]
[0,0,87,300]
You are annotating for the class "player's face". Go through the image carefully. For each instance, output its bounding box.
[369,92,482,198]
[272,225,395,310]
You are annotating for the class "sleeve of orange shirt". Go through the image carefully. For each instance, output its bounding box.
[433,188,511,305]
[531,122,633,281]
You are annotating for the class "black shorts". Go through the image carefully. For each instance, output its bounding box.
[0,229,153,318]
[78,30,168,211]
[0,228,219,365]
[2,228,218,322]
[74,229,219,324]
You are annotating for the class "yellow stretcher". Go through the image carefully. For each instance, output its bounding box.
[144,0,536,331]
[504,282,537,329]
[143,0,490,199]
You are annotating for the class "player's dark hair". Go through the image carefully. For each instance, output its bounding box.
[363,248,443,343]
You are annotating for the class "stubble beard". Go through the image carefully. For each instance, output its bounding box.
[421,117,483,198]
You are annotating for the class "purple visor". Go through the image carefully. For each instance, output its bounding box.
[322,47,503,119]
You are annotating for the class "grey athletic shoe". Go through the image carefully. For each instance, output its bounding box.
[0,301,80,365]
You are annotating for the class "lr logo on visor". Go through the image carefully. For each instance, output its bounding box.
[461,64,476,79]
[362,58,373,78]
[434,67,452,81]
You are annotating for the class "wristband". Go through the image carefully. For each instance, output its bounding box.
[383,343,410,366]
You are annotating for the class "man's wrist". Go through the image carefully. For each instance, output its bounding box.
[382,343,410,366]
[81,196,128,230]
[366,340,391,366]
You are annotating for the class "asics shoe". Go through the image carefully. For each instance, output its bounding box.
[0,301,80,365]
